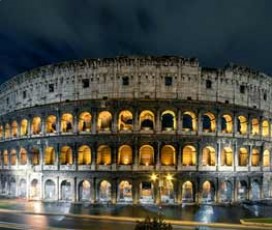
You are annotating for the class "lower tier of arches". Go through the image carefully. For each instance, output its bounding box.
[1,171,272,204]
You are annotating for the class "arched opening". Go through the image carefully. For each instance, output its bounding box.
[161,111,176,131]
[139,145,154,166]
[96,145,111,165]
[61,180,71,200]
[30,179,39,199]
[99,180,111,202]
[46,115,57,134]
[202,146,216,166]
[251,148,260,166]
[182,111,197,131]
[1,178,7,194]
[11,121,18,137]
[160,177,174,203]
[3,150,8,165]
[60,146,73,165]
[78,145,91,165]
[20,119,28,136]
[118,145,133,165]
[202,112,216,132]
[97,111,112,131]
[251,118,259,135]
[44,179,55,200]
[182,145,196,166]
[119,180,132,202]
[31,117,41,135]
[238,181,247,201]
[139,181,154,203]
[79,180,91,201]
[5,124,10,139]
[251,180,261,200]
[221,147,233,166]
[161,145,176,166]
[219,181,232,202]
[262,120,269,137]
[9,177,16,196]
[78,112,92,132]
[202,181,215,202]
[237,115,247,135]
[19,148,27,165]
[239,147,248,166]
[140,110,155,130]
[18,179,26,198]
[61,113,73,133]
[221,114,233,133]
[10,149,17,166]
[31,147,40,165]
[263,149,270,167]
[118,110,133,131]
[182,181,194,202]
[44,147,55,165]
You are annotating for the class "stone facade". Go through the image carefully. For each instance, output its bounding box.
[0,56,271,204]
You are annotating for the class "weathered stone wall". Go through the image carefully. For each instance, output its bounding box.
[0,57,271,116]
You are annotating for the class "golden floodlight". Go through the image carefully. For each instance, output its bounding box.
[166,174,173,181]
[151,173,157,181]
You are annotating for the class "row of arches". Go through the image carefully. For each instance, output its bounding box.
[3,177,263,203]
[1,110,271,139]
[1,144,270,168]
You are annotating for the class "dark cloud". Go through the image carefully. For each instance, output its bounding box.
[0,0,272,83]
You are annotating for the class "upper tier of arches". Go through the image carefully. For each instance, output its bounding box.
[1,109,272,140]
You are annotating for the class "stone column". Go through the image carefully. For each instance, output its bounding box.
[134,109,139,132]
[41,114,45,135]
[177,110,182,134]
[27,116,31,137]
[217,112,221,135]
[195,178,201,204]
[233,112,237,137]
[217,141,221,170]
[233,141,237,171]
[156,109,161,133]
[73,177,76,202]
[39,145,43,167]
[248,116,252,137]
[259,117,263,137]
[198,110,202,135]
[73,112,78,134]
[90,178,95,203]
[233,177,238,202]
[177,143,182,170]
[112,111,118,134]
[133,180,139,204]
[55,144,60,169]
[197,142,202,170]
[216,178,220,203]
[156,141,161,170]
[133,140,139,170]
[57,110,61,135]
[92,110,97,134]
[111,145,117,171]
[73,144,77,170]
[91,144,96,170]
[249,144,252,169]
[111,179,117,204]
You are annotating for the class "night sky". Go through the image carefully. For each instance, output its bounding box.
[1,0,272,83]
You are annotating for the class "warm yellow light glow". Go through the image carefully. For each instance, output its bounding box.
[166,174,173,181]
[151,173,157,181]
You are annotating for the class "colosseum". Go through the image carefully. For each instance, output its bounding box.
[0,56,271,204]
